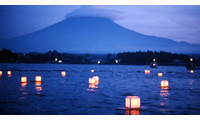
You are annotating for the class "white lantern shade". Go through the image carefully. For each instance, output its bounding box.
[125,96,141,109]
[158,73,163,77]
[21,77,27,83]
[93,76,99,82]
[35,76,42,82]
[0,71,2,75]
[61,71,66,76]
[7,71,11,75]
[89,78,95,84]
[161,80,169,87]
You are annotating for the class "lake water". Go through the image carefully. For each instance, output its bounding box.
[0,63,200,115]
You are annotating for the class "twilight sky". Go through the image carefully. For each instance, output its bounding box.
[0,5,200,45]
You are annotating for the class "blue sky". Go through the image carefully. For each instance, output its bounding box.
[0,5,200,45]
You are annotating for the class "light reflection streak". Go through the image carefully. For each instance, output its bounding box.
[125,110,140,115]
[35,81,42,94]
[160,90,169,97]
[21,82,27,87]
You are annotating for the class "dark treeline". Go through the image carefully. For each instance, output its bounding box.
[1,48,200,65]
[117,50,200,65]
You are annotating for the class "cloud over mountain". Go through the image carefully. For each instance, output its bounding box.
[65,5,124,21]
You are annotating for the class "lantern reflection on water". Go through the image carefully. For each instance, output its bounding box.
[160,90,169,97]
[35,87,42,91]
[89,78,96,84]
[61,71,66,76]
[21,82,27,87]
[35,81,42,86]
[125,96,141,109]
[144,70,150,74]
[158,73,163,77]
[125,110,140,115]
[21,77,27,83]
[35,76,42,82]
[89,84,98,88]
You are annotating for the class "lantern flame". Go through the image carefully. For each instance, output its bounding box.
[35,76,42,82]
[161,80,169,88]
[7,71,11,75]
[61,71,66,76]
[21,77,27,83]
[158,73,163,77]
[125,96,141,109]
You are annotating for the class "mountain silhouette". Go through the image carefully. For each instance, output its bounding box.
[1,16,200,54]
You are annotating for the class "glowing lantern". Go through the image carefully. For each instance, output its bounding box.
[144,70,150,74]
[35,76,42,82]
[190,58,193,61]
[61,71,66,76]
[91,70,94,73]
[59,60,62,63]
[7,71,11,75]
[161,80,169,88]
[89,78,96,84]
[0,71,2,76]
[125,96,141,109]
[115,60,118,64]
[98,61,100,64]
[21,77,27,83]
[55,58,57,61]
[190,70,194,73]
[153,59,156,62]
[93,76,99,83]
[158,73,163,77]
[21,82,27,87]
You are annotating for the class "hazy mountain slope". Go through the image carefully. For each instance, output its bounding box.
[1,16,199,54]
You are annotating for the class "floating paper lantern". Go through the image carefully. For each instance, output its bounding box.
[21,77,27,83]
[144,70,150,74]
[190,70,194,73]
[0,71,2,76]
[89,78,96,84]
[161,80,169,88]
[61,71,66,76]
[153,59,156,62]
[93,76,99,82]
[125,96,141,109]
[7,71,11,75]
[91,70,94,73]
[158,73,163,77]
[35,76,42,82]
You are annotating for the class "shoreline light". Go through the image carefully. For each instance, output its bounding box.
[0,71,2,76]
[158,73,163,77]
[144,70,150,74]
[59,60,62,63]
[190,70,194,73]
[91,70,94,73]
[61,71,66,76]
[21,77,27,83]
[190,58,193,61]
[7,71,11,75]
[161,80,169,88]
[35,76,42,82]
[98,61,100,64]
[153,59,156,62]
[89,78,96,84]
[125,96,141,109]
